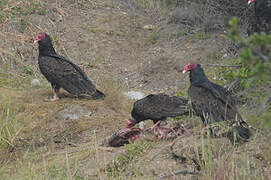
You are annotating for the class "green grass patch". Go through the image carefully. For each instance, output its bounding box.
[148,31,159,44]
[0,98,24,150]
[135,0,152,7]
[106,141,153,178]
[193,31,210,40]
[0,72,37,89]
[133,0,180,8]
[176,31,187,37]
[0,0,47,23]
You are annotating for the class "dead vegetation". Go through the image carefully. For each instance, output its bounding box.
[0,0,270,179]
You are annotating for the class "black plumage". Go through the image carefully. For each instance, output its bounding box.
[247,0,271,34]
[126,93,189,128]
[183,62,251,143]
[35,33,105,101]
[249,0,271,17]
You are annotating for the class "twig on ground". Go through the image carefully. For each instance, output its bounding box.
[203,64,242,68]
[62,46,73,61]
[259,94,271,112]
[47,146,114,156]
[3,1,23,12]
[157,170,200,180]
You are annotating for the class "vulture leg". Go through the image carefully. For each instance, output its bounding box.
[50,84,60,101]
[147,120,161,131]
[150,121,172,139]
[147,120,192,138]
[146,121,164,138]
[155,123,192,138]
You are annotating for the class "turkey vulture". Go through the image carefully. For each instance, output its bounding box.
[183,62,251,143]
[126,93,189,130]
[247,0,271,34]
[108,94,189,145]
[34,33,105,101]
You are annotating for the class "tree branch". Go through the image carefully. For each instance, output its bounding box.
[157,170,200,180]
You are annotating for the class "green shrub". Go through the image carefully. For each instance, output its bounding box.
[224,17,271,127]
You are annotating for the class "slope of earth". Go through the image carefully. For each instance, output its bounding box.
[0,0,270,179]
[0,0,232,94]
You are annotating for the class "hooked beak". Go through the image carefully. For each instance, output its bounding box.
[34,37,40,44]
[182,69,188,74]
[248,0,255,5]
[126,118,136,128]
[126,121,134,128]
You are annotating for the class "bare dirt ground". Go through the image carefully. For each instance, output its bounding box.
[0,0,270,179]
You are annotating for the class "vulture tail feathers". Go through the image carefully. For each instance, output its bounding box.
[91,89,105,100]
[227,124,251,144]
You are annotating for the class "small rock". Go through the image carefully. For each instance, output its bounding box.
[86,111,93,117]
[124,91,145,100]
[222,53,228,58]
[39,137,44,143]
[31,79,41,87]
[58,105,92,120]
[143,24,155,30]
[139,121,146,130]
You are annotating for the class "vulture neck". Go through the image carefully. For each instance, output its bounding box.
[38,42,57,56]
[189,66,210,86]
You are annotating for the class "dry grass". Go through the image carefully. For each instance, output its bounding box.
[0,76,130,178]
[0,77,270,179]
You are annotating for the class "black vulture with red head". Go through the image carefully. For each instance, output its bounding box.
[107,94,189,146]
[183,62,251,143]
[247,0,271,34]
[126,93,189,133]
[34,33,105,101]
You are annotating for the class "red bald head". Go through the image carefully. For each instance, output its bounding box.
[126,117,137,128]
[248,0,258,5]
[34,33,46,43]
[183,62,198,73]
